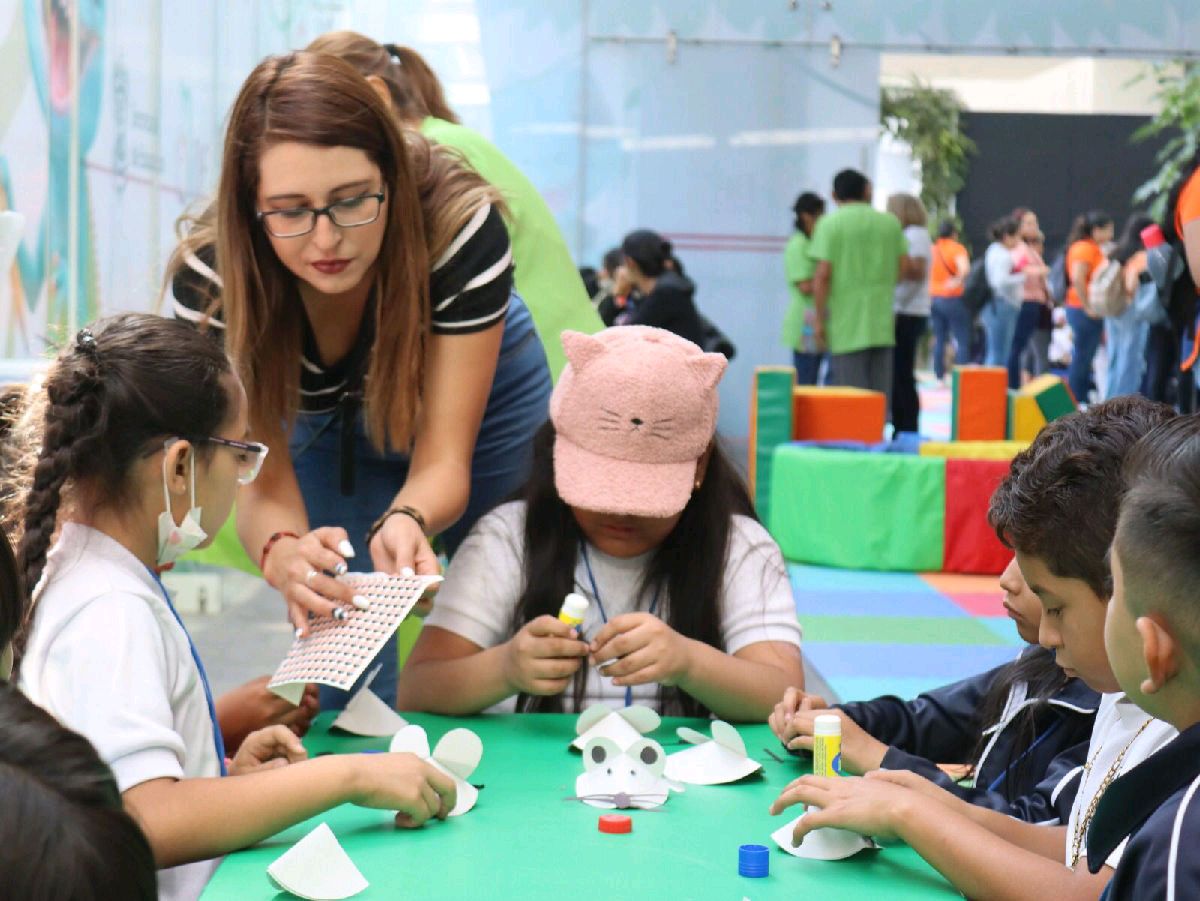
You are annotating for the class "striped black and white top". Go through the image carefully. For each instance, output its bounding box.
[170,203,512,414]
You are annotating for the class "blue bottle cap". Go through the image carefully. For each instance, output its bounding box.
[738,843,770,878]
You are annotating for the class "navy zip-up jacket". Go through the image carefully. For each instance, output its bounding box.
[835,651,1099,822]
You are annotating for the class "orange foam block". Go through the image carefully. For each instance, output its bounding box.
[792,387,886,444]
[951,366,1008,441]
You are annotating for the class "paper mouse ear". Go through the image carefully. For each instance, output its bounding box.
[583,736,622,773]
[431,728,483,781]
[711,720,748,757]
[576,703,613,736]
[676,726,711,746]
[626,738,667,779]
[388,724,431,759]
[617,705,661,734]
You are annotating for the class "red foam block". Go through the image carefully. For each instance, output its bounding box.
[943,458,1012,575]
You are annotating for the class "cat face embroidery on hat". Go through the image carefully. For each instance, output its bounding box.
[550,327,727,519]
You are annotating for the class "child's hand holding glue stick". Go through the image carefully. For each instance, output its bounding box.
[498,595,591,697]
[782,708,889,774]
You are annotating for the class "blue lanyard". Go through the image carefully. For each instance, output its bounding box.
[986,716,1063,793]
[148,569,228,776]
[580,543,660,708]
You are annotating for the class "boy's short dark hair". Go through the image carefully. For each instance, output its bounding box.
[1116,415,1200,654]
[832,169,869,202]
[0,684,156,899]
[988,396,1176,597]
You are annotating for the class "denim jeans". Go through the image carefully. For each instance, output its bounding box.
[1104,306,1149,399]
[1007,301,1044,389]
[290,292,552,709]
[930,295,972,380]
[982,299,1020,369]
[892,313,928,433]
[1066,306,1105,404]
[793,351,824,386]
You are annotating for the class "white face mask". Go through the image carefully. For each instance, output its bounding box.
[157,449,208,567]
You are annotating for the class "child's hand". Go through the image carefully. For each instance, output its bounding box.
[229,725,308,776]
[769,774,911,846]
[216,676,320,751]
[768,687,829,742]
[782,709,889,774]
[350,752,457,827]
[589,613,695,688]
[502,615,590,696]
[866,768,965,813]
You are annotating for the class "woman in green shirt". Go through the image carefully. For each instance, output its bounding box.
[781,192,826,384]
[308,31,602,380]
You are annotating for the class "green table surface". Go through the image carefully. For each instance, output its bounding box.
[202,712,958,901]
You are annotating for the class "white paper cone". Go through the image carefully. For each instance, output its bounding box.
[266,822,368,900]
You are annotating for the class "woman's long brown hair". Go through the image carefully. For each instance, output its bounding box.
[216,51,499,452]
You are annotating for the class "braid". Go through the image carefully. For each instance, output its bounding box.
[14,364,107,658]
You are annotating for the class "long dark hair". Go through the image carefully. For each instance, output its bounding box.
[1111,213,1156,267]
[967,646,1070,801]
[621,229,672,279]
[0,527,22,662]
[511,421,755,716]
[1067,210,1113,246]
[10,314,232,660]
[0,683,157,899]
[792,192,825,236]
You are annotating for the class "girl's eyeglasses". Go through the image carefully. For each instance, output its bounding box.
[163,436,270,485]
[202,437,270,485]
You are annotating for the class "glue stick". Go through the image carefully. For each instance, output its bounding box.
[558,593,589,629]
[812,714,842,778]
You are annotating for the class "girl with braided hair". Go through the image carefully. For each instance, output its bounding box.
[10,314,456,901]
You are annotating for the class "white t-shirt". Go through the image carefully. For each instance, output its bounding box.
[425,502,803,712]
[19,522,222,901]
[1064,692,1177,870]
[894,225,933,315]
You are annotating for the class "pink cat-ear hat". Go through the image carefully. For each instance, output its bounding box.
[550,326,728,518]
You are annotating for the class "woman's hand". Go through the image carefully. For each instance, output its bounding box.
[768,686,829,744]
[502,615,590,696]
[262,527,358,636]
[216,676,320,751]
[228,725,308,776]
[589,613,697,688]
[368,512,441,615]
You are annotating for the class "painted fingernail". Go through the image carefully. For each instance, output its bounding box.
[400,566,415,577]
[294,627,304,639]
[334,562,348,576]
[338,540,356,558]
[352,595,370,610]
[332,608,348,621]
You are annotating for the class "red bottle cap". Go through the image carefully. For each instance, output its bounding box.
[598,814,633,834]
[1142,224,1166,249]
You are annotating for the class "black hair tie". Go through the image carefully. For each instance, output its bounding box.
[74,329,98,359]
[383,42,403,65]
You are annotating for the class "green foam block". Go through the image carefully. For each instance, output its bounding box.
[768,447,945,571]
[752,368,795,524]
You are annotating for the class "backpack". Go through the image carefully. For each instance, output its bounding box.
[959,259,991,317]
[1086,259,1129,317]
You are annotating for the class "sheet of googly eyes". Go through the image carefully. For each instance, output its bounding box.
[268,572,442,704]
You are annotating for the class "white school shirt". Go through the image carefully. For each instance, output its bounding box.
[19,523,222,901]
[425,502,803,712]
[1063,692,1177,870]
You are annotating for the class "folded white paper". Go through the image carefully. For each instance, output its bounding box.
[664,720,763,785]
[771,812,878,860]
[330,666,408,737]
[573,735,678,810]
[266,822,368,900]
[389,724,483,816]
[571,703,660,751]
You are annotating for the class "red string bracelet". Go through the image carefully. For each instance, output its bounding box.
[260,531,300,572]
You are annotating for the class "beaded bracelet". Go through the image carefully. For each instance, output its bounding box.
[365,505,426,546]
[260,531,300,571]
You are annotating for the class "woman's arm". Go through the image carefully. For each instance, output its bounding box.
[122,753,455,868]
[1183,219,1200,287]
[1070,260,1092,305]
[369,321,504,575]
[900,255,928,282]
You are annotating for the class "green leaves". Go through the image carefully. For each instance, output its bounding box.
[1131,62,1200,221]
[880,79,976,229]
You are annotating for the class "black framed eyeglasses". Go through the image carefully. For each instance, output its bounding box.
[256,192,386,238]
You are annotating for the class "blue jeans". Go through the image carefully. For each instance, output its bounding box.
[982,299,1020,369]
[291,293,552,709]
[793,351,823,386]
[1066,306,1105,404]
[1105,306,1149,399]
[1007,301,1044,389]
[930,295,972,380]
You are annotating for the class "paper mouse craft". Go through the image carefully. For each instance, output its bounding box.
[771,813,879,861]
[388,725,483,816]
[571,703,661,751]
[663,720,763,785]
[567,736,681,810]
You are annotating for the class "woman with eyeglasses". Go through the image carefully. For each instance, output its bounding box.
[11,314,458,901]
[168,52,552,709]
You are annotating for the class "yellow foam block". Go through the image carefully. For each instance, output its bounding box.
[1008,392,1047,442]
[919,441,1030,460]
